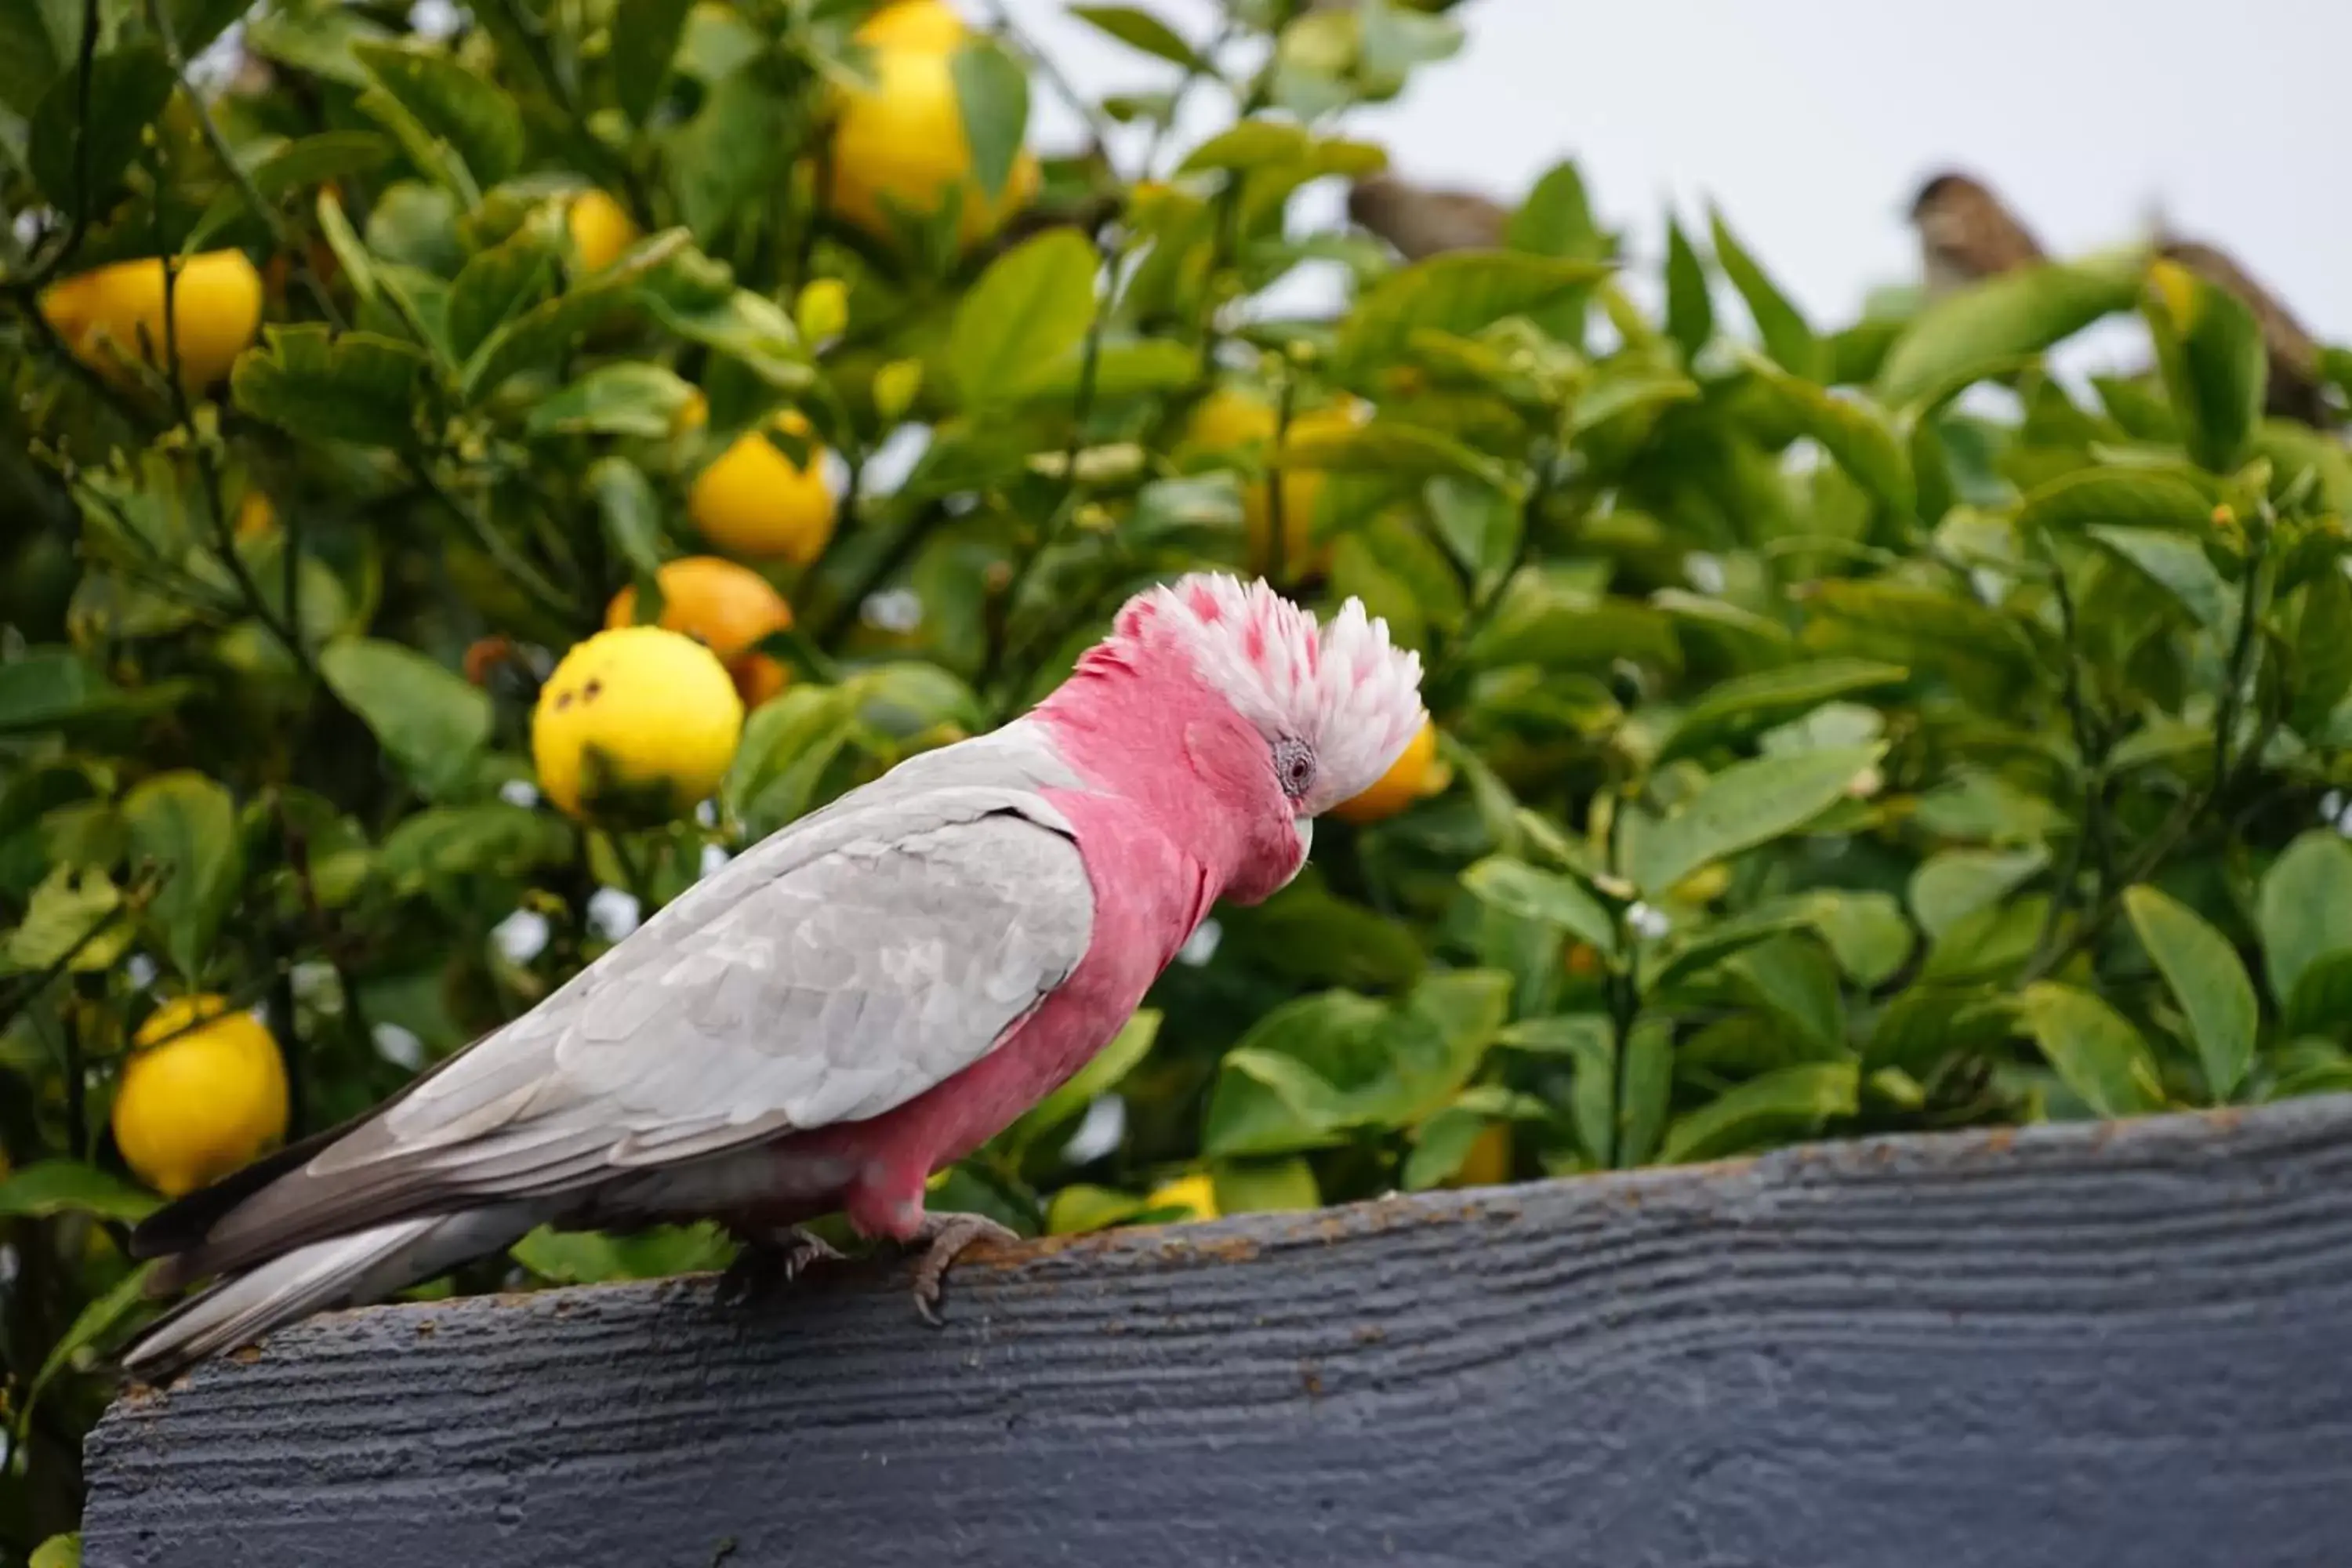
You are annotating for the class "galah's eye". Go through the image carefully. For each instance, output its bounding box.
[1273,737,1316,801]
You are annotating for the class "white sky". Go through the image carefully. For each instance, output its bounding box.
[1002,0,2350,345]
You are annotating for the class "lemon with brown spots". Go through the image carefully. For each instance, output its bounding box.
[1332,718,1449,825]
[113,995,290,1199]
[532,626,745,821]
[607,556,795,710]
[827,0,1041,252]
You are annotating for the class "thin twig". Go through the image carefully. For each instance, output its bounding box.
[407,456,583,624]
[14,0,103,285]
[144,0,346,327]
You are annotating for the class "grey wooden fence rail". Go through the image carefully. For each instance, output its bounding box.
[80,1094,2352,1568]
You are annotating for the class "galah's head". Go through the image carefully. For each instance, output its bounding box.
[1106,572,1425,900]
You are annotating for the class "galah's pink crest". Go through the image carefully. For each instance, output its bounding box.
[122,572,1425,1377]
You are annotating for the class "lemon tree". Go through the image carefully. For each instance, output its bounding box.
[6,0,2352,1552]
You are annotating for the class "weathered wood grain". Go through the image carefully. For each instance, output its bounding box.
[82,1097,2352,1568]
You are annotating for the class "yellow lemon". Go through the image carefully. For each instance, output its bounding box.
[114,996,290,1200]
[829,5,1041,252]
[235,490,276,541]
[39,250,263,390]
[568,189,641,273]
[1145,1172,1219,1221]
[532,626,745,821]
[688,410,839,563]
[1446,1122,1513,1189]
[855,0,969,49]
[1332,718,1449,825]
[1184,387,1365,575]
[608,556,794,710]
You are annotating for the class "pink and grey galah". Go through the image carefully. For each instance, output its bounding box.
[121,572,1425,1377]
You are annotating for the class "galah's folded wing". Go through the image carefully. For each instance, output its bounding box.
[165,786,1094,1279]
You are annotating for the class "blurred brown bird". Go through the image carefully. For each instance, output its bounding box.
[1907,170,2047,296]
[1348,172,1508,260]
[2155,236,2336,426]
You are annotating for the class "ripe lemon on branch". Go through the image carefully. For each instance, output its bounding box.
[532,626,746,822]
[681,395,839,564]
[607,557,795,710]
[1182,387,1367,578]
[827,0,1041,252]
[1333,719,1449,824]
[39,250,263,390]
[113,996,289,1200]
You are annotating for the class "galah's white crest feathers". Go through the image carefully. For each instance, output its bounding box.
[1116,573,1425,815]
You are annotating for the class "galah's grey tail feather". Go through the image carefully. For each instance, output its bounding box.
[120,1203,544,1381]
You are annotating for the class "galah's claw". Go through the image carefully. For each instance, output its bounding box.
[905,1211,1018,1327]
[716,1225,845,1306]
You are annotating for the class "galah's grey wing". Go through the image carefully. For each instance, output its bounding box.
[171,783,1094,1279]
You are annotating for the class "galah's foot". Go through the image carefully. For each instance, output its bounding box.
[716,1225,845,1306]
[904,1211,1018,1327]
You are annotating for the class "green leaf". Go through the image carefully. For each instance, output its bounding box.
[1663,216,1712,361]
[0,1160,161,1221]
[31,1535,82,1568]
[2013,465,2211,540]
[353,40,524,192]
[1909,845,2048,942]
[1740,353,1914,514]
[1661,1062,1859,1164]
[187,132,399,250]
[1656,659,1908,764]
[1626,745,1883,898]
[1876,254,2142,409]
[0,649,132,733]
[1423,474,1520,597]
[231,326,427,448]
[613,0,693,123]
[510,1222,732,1283]
[1202,991,1391,1158]
[587,456,665,578]
[462,230,697,400]
[27,44,175,212]
[2122,884,2257,1101]
[1809,891,1915,987]
[319,637,492,800]
[378,804,572,891]
[949,37,1029,204]
[123,772,243,985]
[2284,950,2352,1041]
[445,229,557,365]
[527,361,697,438]
[1176,120,1309,174]
[1212,1156,1319,1214]
[2014,982,2165,1118]
[723,685,858,839]
[5,865,129,973]
[18,1261,158,1462]
[1283,416,1515,491]
[2085,525,2228,630]
[0,2,68,118]
[1507,159,1606,263]
[2257,830,2352,1011]
[949,229,1099,409]
[2145,262,2267,474]
[1460,856,1616,956]
[1069,5,1206,70]
[2291,564,2352,739]
[1708,206,1817,378]
[1338,252,1610,376]
[1616,1014,1673,1167]
[1401,1105,1492,1191]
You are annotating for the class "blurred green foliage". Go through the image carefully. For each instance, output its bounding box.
[5,0,2352,1552]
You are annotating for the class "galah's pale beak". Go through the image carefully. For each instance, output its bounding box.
[1292,816,1315,860]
